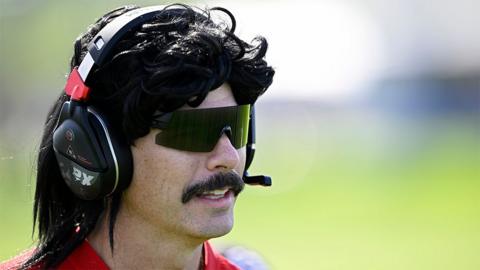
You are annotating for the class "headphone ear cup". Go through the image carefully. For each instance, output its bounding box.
[53,101,133,200]
[87,106,133,194]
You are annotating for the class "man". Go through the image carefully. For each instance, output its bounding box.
[1,4,274,270]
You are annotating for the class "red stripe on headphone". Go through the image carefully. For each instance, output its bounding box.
[65,68,91,101]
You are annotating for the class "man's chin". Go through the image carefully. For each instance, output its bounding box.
[188,215,235,240]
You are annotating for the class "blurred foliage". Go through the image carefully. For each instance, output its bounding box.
[0,0,192,95]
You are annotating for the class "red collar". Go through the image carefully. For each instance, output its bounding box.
[1,240,240,270]
[57,240,109,270]
[57,240,239,270]
[203,241,240,270]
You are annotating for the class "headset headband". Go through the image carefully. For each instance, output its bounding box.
[65,6,167,101]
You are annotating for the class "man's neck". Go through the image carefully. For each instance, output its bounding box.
[88,205,205,270]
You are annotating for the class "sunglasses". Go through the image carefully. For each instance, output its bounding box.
[151,105,250,152]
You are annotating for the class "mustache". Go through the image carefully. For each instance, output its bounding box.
[182,171,245,204]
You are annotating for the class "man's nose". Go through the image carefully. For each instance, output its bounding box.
[206,134,240,171]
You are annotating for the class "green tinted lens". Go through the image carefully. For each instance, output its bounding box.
[153,105,250,152]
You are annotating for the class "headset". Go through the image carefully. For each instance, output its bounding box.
[52,6,272,201]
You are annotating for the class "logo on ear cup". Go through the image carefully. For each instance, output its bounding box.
[67,145,76,159]
[72,166,95,186]
[65,129,74,141]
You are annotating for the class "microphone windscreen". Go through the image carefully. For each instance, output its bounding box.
[243,175,272,187]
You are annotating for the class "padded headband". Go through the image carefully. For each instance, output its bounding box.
[79,6,167,80]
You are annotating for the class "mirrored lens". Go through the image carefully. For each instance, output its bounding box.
[153,105,250,152]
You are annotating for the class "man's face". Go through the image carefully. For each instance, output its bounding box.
[124,83,246,240]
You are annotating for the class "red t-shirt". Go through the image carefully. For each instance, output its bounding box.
[0,241,240,270]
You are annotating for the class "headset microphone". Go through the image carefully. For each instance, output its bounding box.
[243,175,272,186]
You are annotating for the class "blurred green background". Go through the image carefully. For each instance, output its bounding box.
[1,0,479,269]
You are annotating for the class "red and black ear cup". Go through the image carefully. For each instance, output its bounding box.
[53,101,133,200]
[51,7,164,200]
